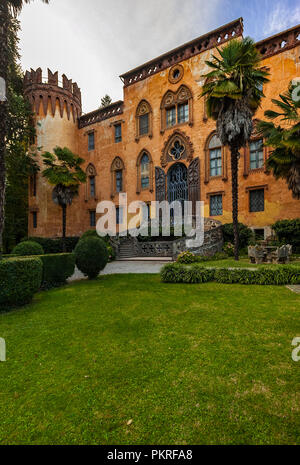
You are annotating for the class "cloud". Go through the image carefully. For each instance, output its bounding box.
[265,2,300,35]
[19,0,223,112]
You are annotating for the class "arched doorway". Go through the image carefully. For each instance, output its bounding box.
[167,163,188,203]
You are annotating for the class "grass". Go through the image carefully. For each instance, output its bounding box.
[196,257,300,268]
[0,274,299,445]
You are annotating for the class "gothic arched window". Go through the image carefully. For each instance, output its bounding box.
[160,85,193,133]
[136,150,153,193]
[135,100,153,141]
[85,163,97,201]
[204,132,227,183]
[111,156,125,197]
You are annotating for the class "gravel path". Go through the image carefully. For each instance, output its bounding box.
[69,260,169,281]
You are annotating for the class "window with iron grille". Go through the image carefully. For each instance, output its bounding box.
[139,114,149,135]
[88,132,95,151]
[116,170,123,192]
[250,139,264,169]
[90,211,96,227]
[177,102,189,124]
[166,107,176,127]
[210,194,223,216]
[249,189,264,212]
[115,124,122,143]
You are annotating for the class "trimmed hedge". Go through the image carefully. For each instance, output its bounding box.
[38,253,75,289]
[161,263,300,285]
[74,237,109,279]
[12,240,44,256]
[0,257,43,310]
[21,236,79,254]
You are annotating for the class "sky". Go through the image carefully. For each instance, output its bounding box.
[19,0,300,113]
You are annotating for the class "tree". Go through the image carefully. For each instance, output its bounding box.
[257,82,300,199]
[42,147,86,251]
[0,0,49,257]
[3,16,38,253]
[201,38,269,260]
[100,94,112,108]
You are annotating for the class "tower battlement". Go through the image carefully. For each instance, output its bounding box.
[24,68,82,122]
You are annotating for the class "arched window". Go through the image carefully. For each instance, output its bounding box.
[204,132,227,183]
[136,150,153,193]
[160,85,193,133]
[136,100,153,141]
[209,135,222,177]
[85,163,97,201]
[111,156,125,197]
[141,153,150,189]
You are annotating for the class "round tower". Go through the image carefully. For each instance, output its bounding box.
[24,68,82,238]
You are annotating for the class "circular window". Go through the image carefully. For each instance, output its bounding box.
[168,64,184,84]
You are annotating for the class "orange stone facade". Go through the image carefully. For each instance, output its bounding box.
[26,18,300,239]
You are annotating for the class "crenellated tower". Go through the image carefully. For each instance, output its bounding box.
[24,68,83,238]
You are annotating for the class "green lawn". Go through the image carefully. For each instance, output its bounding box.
[0,275,299,445]
[198,257,300,268]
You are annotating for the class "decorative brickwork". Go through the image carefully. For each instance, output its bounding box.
[78,101,124,128]
[24,68,82,122]
[256,24,300,59]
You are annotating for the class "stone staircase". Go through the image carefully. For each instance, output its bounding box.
[118,241,137,259]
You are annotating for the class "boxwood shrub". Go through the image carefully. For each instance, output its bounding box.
[12,240,44,256]
[161,263,300,285]
[38,253,76,289]
[0,257,43,310]
[74,237,109,279]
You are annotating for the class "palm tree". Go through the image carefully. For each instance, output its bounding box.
[201,38,269,260]
[257,82,300,199]
[42,147,86,251]
[0,0,49,257]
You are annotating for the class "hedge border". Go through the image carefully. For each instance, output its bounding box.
[161,263,300,285]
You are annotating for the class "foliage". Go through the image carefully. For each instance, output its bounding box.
[201,37,269,144]
[42,147,86,242]
[12,240,44,256]
[3,16,38,254]
[100,94,112,108]
[38,253,75,289]
[176,250,228,264]
[74,237,108,279]
[257,82,300,198]
[272,219,300,253]
[0,256,42,309]
[223,242,235,256]
[22,236,79,254]
[79,230,116,261]
[222,223,254,249]
[161,262,300,285]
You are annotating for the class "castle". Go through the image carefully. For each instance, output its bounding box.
[25,18,300,242]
